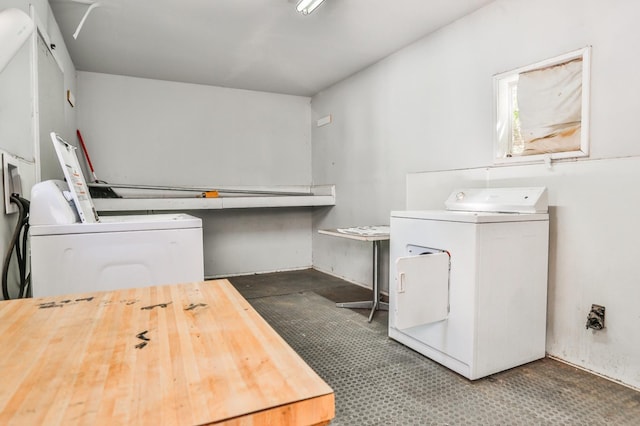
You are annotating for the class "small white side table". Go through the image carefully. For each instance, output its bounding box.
[318,226,390,322]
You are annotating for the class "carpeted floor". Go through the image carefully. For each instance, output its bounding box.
[229,269,640,425]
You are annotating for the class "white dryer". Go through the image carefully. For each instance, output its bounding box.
[389,187,549,380]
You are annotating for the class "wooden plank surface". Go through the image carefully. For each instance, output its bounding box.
[0,280,334,425]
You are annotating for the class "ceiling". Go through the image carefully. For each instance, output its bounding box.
[49,0,493,97]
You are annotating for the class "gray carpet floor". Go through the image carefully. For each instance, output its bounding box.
[229,269,640,425]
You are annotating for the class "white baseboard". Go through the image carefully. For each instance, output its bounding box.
[205,265,311,280]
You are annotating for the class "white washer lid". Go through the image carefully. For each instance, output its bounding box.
[29,213,202,236]
[391,210,548,223]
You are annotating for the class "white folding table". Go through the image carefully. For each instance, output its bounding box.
[318,226,390,322]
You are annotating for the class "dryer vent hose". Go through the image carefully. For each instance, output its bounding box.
[2,194,30,300]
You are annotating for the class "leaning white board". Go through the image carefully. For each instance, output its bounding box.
[50,132,99,223]
[395,252,450,330]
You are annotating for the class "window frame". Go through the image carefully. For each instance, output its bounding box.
[493,47,591,164]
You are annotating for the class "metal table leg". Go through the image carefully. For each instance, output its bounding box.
[336,240,389,322]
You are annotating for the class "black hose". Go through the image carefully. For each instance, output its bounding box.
[19,219,30,298]
[2,194,30,300]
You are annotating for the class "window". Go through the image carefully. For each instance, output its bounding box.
[494,47,591,163]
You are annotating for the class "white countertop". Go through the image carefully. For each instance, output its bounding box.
[93,185,336,212]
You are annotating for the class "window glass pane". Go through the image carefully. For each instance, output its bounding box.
[510,81,524,156]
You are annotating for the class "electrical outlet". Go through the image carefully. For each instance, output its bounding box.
[586,304,605,330]
[2,154,22,214]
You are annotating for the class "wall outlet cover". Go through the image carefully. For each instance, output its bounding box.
[586,304,605,330]
[2,153,21,214]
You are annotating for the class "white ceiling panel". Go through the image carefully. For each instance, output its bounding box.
[49,0,494,96]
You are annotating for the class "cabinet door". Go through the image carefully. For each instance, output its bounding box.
[395,252,450,330]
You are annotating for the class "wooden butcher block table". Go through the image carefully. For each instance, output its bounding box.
[0,280,334,425]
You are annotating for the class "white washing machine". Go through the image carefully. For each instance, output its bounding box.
[28,133,204,298]
[29,181,204,298]
[389,187,549,380]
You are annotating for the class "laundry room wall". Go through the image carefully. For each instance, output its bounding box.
[1,0,76,299]
[76,72,314,277]
[311,0,640,389]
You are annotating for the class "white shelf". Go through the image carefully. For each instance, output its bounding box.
[93,185,335,212]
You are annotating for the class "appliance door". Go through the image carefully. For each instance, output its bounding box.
[395,251,450,330]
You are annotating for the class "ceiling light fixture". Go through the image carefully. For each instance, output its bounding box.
[296,0,326,15]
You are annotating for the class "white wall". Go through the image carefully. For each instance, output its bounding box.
[77,72,311,187]
[32,0,77,154]
[77,72,314,277]
[1,0,76,299]
[200,208,311,278]
[311,0,640,388]
[0,1,33,161]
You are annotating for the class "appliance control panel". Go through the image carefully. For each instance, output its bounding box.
[444,187,548,214]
